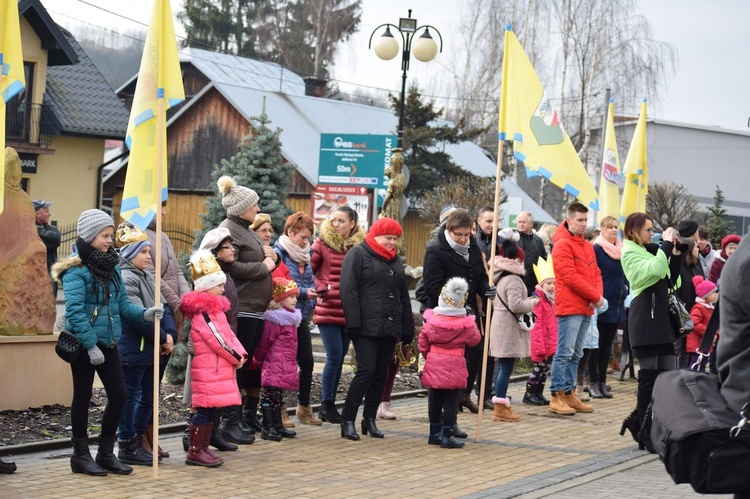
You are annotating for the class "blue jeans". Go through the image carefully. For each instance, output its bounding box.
[318,324,350,402]
[118,365,154,440]
[550,315,591,393]
[494,358,517,398]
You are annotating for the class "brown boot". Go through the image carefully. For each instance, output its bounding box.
[491,397,520,422]
[280,404,295,428]
[144,424,169,458]
[296,404,323,425]
[564,390,595,413]
[549,390,576,415]
[459,392,479,414]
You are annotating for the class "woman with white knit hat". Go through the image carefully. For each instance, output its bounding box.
[217,176,279,442]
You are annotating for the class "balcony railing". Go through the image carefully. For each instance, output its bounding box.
[4,102,58,147]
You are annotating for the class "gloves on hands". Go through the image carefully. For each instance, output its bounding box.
[143,306,164,322]
[88,346,105,365]
[346,327,361,338]
[484,286,497,299]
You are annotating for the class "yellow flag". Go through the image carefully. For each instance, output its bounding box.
[1,0,26,214]
[121,0,184,229]
[498,26,599,211]
[597,99,621,224]
[620,99,648,225]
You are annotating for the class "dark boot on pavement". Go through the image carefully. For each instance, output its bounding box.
[588,382,604,399]
[220,405,255,444]
[117,436,153,466]
[318,400,343,423]
[201,422,224,465]
[242,395,263,434]
[452,423,468,439]
[273,405,297,438]
[210,410,238,451]
[143,424,169,458]
[599,381,613,398]
[428,423,442,445]
[522,383,544,405]
[95,435,133,475]
[0,456,16,474]
[537,382,550,405]
[185,424,222,467]
[440,426,464,449]
[260,404,283,441]
[340,420,360,441]
[361,418,384,438]
[458,392,479,414]
[70,437,107,476]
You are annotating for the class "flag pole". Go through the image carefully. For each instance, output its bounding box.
[475,141,504,442]
[151,93,164,476]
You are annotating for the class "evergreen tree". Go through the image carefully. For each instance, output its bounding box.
[390,85,486,200]
[706,185,734,247]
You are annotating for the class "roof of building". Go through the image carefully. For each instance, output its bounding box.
[19,0,78,66]
[45,29,130,139]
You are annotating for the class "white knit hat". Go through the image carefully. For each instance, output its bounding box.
[199,227,232,253]
[188,249,227,292]
[218,176,259,216]
[434,277,469,317]
[77,209,115,243]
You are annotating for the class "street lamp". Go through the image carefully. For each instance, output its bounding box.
[369,9,442,237]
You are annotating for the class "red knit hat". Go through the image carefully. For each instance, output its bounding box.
[692,275,717,300]
[272,277,299,302]
[370,217,402,238]
[721,234,741,250]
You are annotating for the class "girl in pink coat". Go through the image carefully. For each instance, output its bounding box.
[419,277,481,449]
[523,256,557,406]
[253,277,302,442]
[181,250,247,468]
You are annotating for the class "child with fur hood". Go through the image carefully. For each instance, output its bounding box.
[180,250,247,468]
[418,277,481,449]
[253,277,303,442]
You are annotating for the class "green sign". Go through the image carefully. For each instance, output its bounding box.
[318,134,396,188]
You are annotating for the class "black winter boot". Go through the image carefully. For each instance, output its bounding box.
[220,406,255,444]
[70,437,107,476]
[522,383,545,405]
[95,435,133,475]
[361,418,384,438]
[428,423,442,445]
[440,426,465,449]
[117,436,153,466]
[210,410,238,451]
[273,405,297,438]
[452,423,468,439]
[242,396,263,433]
[260,404,283,442]
[537,382,550,405]
[0,456,16,474]
[318,400,342,423]
[340,420,360,441]
[599,381,613,398]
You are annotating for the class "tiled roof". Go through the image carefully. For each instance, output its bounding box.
[45,29,129,139]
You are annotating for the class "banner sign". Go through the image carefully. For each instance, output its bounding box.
[311,185,370,231]
[318,134,395,188]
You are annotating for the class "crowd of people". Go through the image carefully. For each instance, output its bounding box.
[2,177,747,476]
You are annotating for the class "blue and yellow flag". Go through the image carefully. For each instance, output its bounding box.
[121,0,184,229]
[498,25,598,211]
[620,99,648,225]
[1,0,26,214]
[597,99,621,224]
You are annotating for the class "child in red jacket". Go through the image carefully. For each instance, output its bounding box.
[418,277,481,449]
[687,276,719,371]
[523,255,557,406]
[181,250,247,468]
[253,277,302,442]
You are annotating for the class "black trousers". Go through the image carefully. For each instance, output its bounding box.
[428,388,460,426]
[342,335,397,421]
[297,317,314,406]
[465,335,486,395]
[70,344,125,438]
[589,321,619,383]
[236,317,264,389]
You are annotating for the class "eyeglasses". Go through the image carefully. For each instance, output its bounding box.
[644,228,655,234]
[219,245,233,250]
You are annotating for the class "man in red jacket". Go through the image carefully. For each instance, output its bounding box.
[548,202,604,415]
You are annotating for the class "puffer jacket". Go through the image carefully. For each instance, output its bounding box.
[118,259,178,366]
[489,255,536,359]
[551,221,603,316]
[687,300,716,353]
[145,225,190,320]
[530,287,557,362]
[311,219,365,325]
[220,216,273,314]
[253,308,302,390]
[181,291,247,409]
[340,240,415,341]
[418,309,480,390]
[274,242,316,318]
[593,243,628,323]
[52,255,147,350]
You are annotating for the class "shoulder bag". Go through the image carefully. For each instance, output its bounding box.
[495,272,535,332]
[55,307,98,363]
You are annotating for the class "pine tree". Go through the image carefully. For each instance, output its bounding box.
[706,185,734,247]
[165,110,295,384]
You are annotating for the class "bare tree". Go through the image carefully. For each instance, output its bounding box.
[418,176,507,227]
[646,181,701,231]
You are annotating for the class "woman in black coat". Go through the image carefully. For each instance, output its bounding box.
[422,209,493,413]
[339,217,414,441]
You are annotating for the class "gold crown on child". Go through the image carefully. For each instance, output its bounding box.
[533,255,555,284]
[116,225,148,247]
[188,249,223,282]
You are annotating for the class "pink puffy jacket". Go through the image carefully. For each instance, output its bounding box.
[253,308,302,390]
[530,286,558,362]
[418,310,481,390]
[181,291,247,410]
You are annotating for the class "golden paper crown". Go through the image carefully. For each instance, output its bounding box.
[189,249,223,283]
[116,225,148,247]
[533,255,555,285]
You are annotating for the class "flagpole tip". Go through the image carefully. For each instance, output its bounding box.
[642,97,648,103]
[505,23,512,31]
[609,97,614,103]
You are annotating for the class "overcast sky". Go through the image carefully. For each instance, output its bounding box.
[42,0,750,132]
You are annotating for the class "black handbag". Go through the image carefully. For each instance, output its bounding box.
[55,307,99,364]
[668,291,693,338]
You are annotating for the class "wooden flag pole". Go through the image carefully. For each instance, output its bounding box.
[475,141,504,442]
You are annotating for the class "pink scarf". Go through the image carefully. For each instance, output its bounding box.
[277,234,311,265]
[593,234,622,260]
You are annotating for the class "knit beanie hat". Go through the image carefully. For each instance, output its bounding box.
[692,275,717,299]
[677,219,699,238]
[217,175,259,217]
[370,217,402,238]
[439,206,457,226]
[721,234,741,250]
[272,277,299,303]
[250,213,272,231]
[497,227,525,261]
[189,249,227,292]
[434,277,469,317]
[116,223,151,261]
[77,209,115,243]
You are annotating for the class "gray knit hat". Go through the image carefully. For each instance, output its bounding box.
[434,277,469,317]
[217,175,259,216]
[77,209,115,243]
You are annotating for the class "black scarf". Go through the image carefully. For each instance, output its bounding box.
[76,237,120,304]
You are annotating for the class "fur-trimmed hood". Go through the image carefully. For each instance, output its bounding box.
[317,218,365,253]
[264,307,302,327]
[51,255,82,284]
[492,254,526,280]
[180,291,230,317]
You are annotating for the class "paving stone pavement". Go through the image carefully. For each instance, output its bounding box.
[1,378,721,498]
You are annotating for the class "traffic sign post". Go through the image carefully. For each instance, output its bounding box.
[318,134,396,188]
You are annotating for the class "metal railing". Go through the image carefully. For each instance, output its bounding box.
[4,101,58,147]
